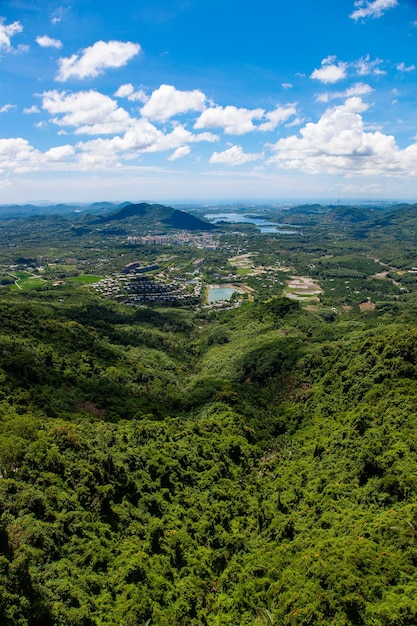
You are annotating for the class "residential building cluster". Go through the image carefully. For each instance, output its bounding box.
[120,262,159,274]
[127,232,218,249]
[91,271,201,306]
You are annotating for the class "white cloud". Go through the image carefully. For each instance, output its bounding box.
[115,84,134,98]
[75,122,217,170]
[56,40,141,81]
[0,19,22,50]
[316,82,373,103]
[344,83,374,98]
[37,86,217,168]
[195,105,264,135]
[311,58,348,84]
[0,137,39,173]
[209,145,262,166]
[23,105,40,114]
[282,83,293,90]
[268,97,417,177]
[0,137,77,174]
[140,84,206,121]
[50,8,64,24]
[0,104,15,113]
[44,145,75,161]
[41,89,131,134]
[286,117,303,128]
[168,146,191,160]
[350,0,398,21]
[36,35,62,49]
[114,83,147,102]
[397,62,415,72]
[258,104,297,131]
[136,125,217,154]
[76,124,163,167]
[355,54,385,76]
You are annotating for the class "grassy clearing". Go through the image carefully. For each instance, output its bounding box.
[236,268,253,276]
[12,270,33,280]
[11,276,45,291]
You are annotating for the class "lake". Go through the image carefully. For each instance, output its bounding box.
[204,212,299,234]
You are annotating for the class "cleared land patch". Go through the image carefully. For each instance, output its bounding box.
[285,276,322,302]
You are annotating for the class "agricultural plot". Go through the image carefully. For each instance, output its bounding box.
[284,275,322,302]
[9,271,45,291]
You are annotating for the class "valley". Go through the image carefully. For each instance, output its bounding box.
[0,200,417,625]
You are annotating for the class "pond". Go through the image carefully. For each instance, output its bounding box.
[207,286,245,303]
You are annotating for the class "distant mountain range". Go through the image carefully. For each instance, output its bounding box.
[1,200,416,236]
[0,201,216,231]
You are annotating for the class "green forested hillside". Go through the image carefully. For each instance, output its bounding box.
[98,202,216,231]
[1,281,417,625]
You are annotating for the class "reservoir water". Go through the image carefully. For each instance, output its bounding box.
[207,286,245,303]
[204,212,299,234]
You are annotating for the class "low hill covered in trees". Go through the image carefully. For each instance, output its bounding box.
[97,202,217,231]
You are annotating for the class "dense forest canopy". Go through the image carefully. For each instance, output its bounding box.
[1,201,417,624]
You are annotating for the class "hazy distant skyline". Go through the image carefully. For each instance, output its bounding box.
[0,0,416,204]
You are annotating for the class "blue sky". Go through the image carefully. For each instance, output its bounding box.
[0,0,416,204]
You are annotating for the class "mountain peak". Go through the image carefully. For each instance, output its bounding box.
[100,202,216,231]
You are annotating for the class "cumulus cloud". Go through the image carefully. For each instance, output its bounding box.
[0,104,15,113]
[44,145,75,161]
[397,62,415,72]
[36,35,62,48]
[75,123,217,169]
[0,137,39,173]
[115,84,135,98]
[0,137,76,174]
[41,89,131,134]
[258,104,297,131]
[209,145,262,166]
[311,57,348,84]
[76,123,164,168]
[268,96,417,177]
[140,84,206,121]
[34,85,219,170]
[0,126,210,174]
[56,40,141,81]
[350,0,398,21]
[168,146,191,160]
[195,105,265,135]
[0,19,22,50]
[115,83,147,102]
[142,125,217,153]
[316,82,373,103]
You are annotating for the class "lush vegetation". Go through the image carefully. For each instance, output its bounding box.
[1,202,417,624]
